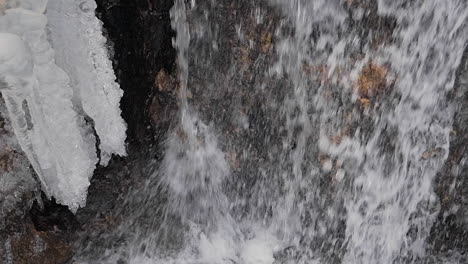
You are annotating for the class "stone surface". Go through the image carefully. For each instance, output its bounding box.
[3,224,73,264]
[0,0,468,263]
[429,46,468,256]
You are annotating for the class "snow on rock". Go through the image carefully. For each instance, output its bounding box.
[0,0,126,212]
[46,0,127,165]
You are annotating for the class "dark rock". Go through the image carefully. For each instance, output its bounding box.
[1,0,468,263]
[4,224,73,264]
[30,192,79,232]
[428,45,468,256]
[95,0,176,145]
[68,0,178,261]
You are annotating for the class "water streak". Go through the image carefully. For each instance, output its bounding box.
[87,0,468,263]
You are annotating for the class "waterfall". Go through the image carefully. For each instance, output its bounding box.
[76,0,468,263]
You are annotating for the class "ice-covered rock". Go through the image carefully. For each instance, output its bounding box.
[0,0,126,212]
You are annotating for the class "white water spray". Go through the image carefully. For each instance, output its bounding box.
[90,0,468,263]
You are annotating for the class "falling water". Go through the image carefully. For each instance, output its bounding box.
[125,0,236,262]
[342,2,468,263]
[161,0,232,231]
[80,0,468,263]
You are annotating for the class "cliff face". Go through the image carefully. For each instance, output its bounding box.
[1,0,468,263]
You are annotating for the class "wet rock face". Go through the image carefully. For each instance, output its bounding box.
[0,1,467,263]
[166,1,468,262]
[2,224,73,264]
[95,0,176,144]
[69,0,177,261]
[429,46,468,256]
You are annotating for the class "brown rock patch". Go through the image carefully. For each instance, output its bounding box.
[357,62,388,99]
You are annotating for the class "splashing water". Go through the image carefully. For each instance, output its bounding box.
[342,1,468,263]
[161,0,231,230]
[83,0,468,263]
[130,0,241,262]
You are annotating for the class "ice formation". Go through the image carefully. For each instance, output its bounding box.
[0,0,126,212]
[46,0,126,165]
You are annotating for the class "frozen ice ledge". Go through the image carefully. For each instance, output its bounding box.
[0,0,127,212]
